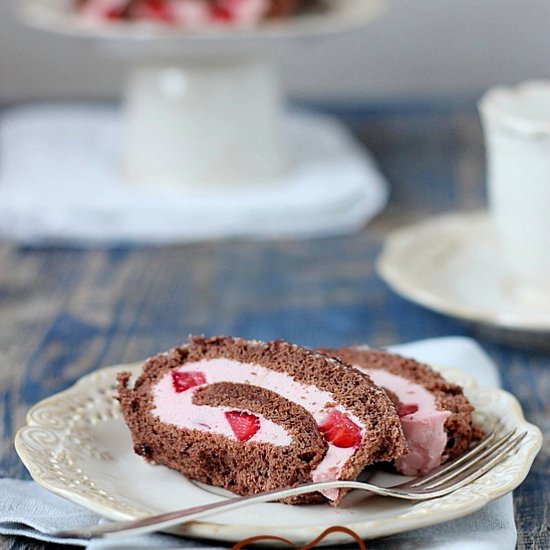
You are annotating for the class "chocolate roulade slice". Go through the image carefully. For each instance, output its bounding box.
[117,336,407,505]
[324,347,481,476]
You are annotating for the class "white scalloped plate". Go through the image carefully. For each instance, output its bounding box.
[15,361,541,546]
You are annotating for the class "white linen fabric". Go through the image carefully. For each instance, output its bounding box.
[0,337,516,549]
[0,105,388,245]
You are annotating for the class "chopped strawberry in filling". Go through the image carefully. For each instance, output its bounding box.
[397,403,419,418]
[211,5,234,20]
[171,371,207,393]
[225,411,260,442]
[319,409,362,448]
[104,7,126,18]
[135,0,176,22]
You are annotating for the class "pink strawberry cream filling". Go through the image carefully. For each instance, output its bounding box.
[152,358,366,500]
[358,368,451,476]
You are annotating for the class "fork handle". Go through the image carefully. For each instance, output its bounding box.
[52,480,407,539]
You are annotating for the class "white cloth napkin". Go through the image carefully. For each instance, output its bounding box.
[0,337,517,549]
[0,105,388,245]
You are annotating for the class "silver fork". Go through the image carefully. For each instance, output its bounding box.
[52,427,526,540]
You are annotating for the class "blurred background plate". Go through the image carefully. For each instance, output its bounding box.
[20,0,386,55]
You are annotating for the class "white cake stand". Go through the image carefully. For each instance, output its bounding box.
[20,0,384,189]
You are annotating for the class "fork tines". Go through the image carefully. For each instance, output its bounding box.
[404,427,527,497]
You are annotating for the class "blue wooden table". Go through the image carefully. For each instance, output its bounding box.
[0,103,548,549]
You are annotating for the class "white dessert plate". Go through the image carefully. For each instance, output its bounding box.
[377,211,550,340]
[15,358,541,546]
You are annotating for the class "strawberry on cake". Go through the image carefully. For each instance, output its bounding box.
[76,0,312,26]
[117,336,407,505]
[324,347,481,476]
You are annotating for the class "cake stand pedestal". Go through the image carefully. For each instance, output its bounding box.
[121,60,283,188]
[21,0,385,190]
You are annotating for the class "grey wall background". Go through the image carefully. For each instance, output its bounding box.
[1,0,549,103]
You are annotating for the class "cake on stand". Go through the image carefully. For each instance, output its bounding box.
[5,0,388,243]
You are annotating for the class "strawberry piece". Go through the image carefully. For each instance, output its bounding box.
[397,403,419,418]
[225,411,260,442]
[137,0,175,23]
[211,5,234,21]
[319,409,362,448]
[104,8,126,20]
[171,371,206,393]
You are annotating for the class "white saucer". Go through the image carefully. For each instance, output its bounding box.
[377,211,550,343]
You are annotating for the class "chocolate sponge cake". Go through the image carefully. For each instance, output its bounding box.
[324,347,480,476]
[117,336,407,505]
